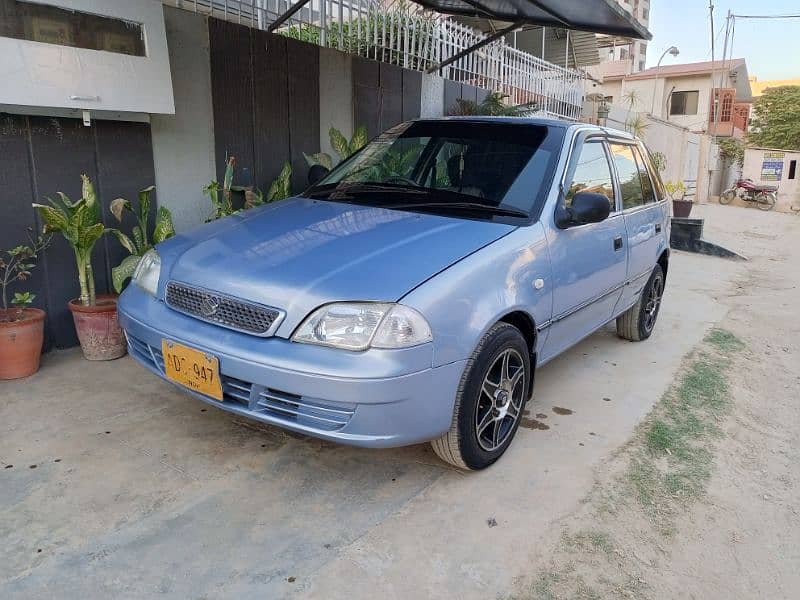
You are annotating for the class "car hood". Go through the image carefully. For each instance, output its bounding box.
[159,198,515,335]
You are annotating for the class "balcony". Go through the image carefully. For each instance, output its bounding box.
[709,87,748,137]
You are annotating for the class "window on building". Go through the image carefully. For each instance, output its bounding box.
[640,43,648,56]
[643,7,649,19]
[609,143,645,209]
[604,95,614,104]
[565,141,616,212]
[670,91,700,116]
[789,160,797,180]
[0,1,146,57]
[639,60,646,72]
[620,48,629,60]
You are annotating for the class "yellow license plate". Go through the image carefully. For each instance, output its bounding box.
[162,340,222,400]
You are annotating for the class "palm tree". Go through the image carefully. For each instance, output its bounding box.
[622,89,641,132]
[626,114,649,138]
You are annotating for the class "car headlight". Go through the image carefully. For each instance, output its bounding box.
[293,302,432,351]
[132,249,161,296]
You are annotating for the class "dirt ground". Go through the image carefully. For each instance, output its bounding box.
[511,204,800,599]
[1,203,798,599]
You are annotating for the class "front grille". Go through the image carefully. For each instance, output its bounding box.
[256,389,355,431]
[165,281,281,335]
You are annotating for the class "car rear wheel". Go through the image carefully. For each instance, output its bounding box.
[431,322,530,470]
[616,264,664,342]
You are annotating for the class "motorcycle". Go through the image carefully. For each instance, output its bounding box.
[721,179,777,211]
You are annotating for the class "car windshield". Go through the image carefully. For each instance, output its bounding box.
[305,120,563,220]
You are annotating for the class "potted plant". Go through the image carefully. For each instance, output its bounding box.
[0,234,50,379]
[665,180,692,217]
[33,174,126,361]
[109,185,175,293]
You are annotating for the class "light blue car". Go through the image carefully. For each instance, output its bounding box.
[119,117,669,470]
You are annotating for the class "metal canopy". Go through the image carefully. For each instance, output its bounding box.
[411,0,652,40]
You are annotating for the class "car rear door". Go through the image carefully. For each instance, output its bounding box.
[540,134,628,362]
[609,141,669,310]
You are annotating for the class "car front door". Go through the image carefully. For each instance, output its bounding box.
[609,142,669,310]
[540,135,628,362]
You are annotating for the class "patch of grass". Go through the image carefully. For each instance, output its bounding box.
[678,359,730,413]
[563,530,614,555]
[625,328,745,526]
[628,457,659,506]
[529,572,560,600]
[706,328,745,353]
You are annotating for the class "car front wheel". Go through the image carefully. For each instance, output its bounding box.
[431,322,530,470]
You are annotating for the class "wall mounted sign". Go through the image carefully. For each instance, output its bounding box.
[761,151,785,181]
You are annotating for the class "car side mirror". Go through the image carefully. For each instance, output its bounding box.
[559,192,611,227]
[308,164,330,186]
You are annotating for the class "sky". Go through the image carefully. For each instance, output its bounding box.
[645,0,800,80]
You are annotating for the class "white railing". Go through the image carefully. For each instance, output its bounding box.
[166,0,586,121]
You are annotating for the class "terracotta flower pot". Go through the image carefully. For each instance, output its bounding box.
[0,308,45,380]
[68,294,127,361]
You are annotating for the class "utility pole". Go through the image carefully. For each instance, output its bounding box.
[706,0,719,202]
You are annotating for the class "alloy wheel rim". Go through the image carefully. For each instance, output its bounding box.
[475,348,526,452]
[644,275,663,332]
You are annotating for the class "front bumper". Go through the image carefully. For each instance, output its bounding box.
[119,286,465,448]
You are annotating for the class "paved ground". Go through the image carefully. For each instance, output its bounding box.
[0,204,793,599]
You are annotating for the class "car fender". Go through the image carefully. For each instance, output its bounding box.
[400,223,553,368]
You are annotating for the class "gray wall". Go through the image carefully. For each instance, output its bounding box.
[319,47,354,158]
[150,6,216,231]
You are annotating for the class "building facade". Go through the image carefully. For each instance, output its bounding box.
[593,59,752,137]
[596,0,651,73]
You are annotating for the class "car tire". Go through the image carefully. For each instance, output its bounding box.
[616,264,665,342]
[431,322,530,470]
[756,192,776,211]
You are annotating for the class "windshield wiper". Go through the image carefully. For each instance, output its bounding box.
[308,182,427,199]
[385,202,529,218]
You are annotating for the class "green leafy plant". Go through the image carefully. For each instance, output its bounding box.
[747,85,800,151]
[305,126,368,170]
[626,114,649,138]
[204,156,292,221]
[282,5,438,70]
[650,151,667,173]
[0,233,51,321]
[717,137,745,168]
[109,185,175,293]
[203,156,236,220]
[664,180,688,200]
[449,91,537,116]
[33,174,107,306]
[623,89,641,129]
[266,161,293,202]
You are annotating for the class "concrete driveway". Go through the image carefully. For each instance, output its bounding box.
[1,205,756,599]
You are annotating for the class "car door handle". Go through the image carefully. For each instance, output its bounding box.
[655,223,662,233]
[613,236,623,251]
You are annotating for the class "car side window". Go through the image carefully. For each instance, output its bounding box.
[565,141,616,212]
[632,146,656,204]
[638,144,666,200]
[609,143,644,210]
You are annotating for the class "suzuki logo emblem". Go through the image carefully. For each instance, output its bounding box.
[199,295,220,317]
